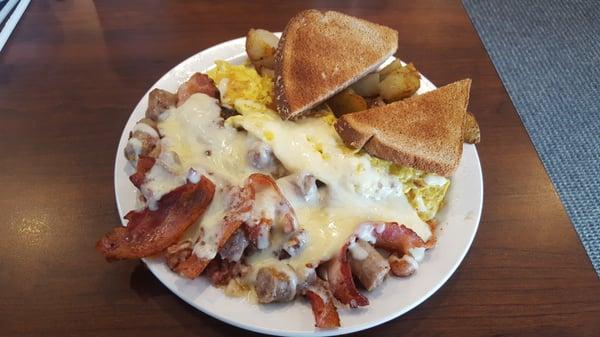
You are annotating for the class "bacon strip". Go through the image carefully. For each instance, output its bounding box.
[168,184,254,278]
[172,214,246,279]
[372,222,427,254]
[388,254,418,277]
[168,173,298,279]
[97,177,215,260]
[176,73,219,106]
[243,173,298,247]
[245,218,273,249]
[129,156,156,189]
[326,244,369,308]
[305,279,341,329]
[171,253,211,279]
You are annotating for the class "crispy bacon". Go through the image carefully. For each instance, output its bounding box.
[424,220,438,249]
[129,156,156,189]
[167,173,298,279]
[245,218,273,249]
[96,177,215,260]
[372,222,427,254]
[168,184,254,278]
[170,214,246,279]
[171,253,210,279]
[388,254,418,277]
[166,241,193,271]
[176,73,219,106]
[326,244,369,308]
[305,279,341,329]
[243,173,298,247]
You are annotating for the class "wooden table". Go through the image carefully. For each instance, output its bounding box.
[1,1,598,336]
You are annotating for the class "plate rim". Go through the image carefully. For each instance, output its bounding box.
[112,36,484,337]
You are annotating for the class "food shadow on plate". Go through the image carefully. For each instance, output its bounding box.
[255,296,298,314]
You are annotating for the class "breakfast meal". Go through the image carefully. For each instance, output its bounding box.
[97,9,480,329]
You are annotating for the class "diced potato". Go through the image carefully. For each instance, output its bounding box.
[327,89,368,116]
[379,59,403,80]
[378,63,421,102]
[351,73,380,97]
[366,96,386,109]
[463,112,481,144]
[246,29,279,71]
[260,68,275,79]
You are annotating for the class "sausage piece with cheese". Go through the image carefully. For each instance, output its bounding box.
[146,88,177,120]
[255,265,298,303]
[124,118,161,164]
[348,239,390,291]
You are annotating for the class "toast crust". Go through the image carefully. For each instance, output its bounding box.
[335,79,472,176]
[463,111,481,144]
[275,10,398,119]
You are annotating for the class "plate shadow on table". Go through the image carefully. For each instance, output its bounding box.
[128,261,462,337]
[347,284,458,337]
[128,263,265,337]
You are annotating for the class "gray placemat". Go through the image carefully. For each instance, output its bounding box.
[463,0,600,274]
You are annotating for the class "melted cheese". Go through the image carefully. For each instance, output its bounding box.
[229,109,431,232]
[159,94,253,185]
[229,107,431,282]
[127,137,143,157]
[141,160,186,210]
[155,93,262,258]
[348,241,369,260]
[132,122,159,138]
[144,93,432,286]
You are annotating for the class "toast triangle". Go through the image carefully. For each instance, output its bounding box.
[275,10,398,119]
[335,79,472,176]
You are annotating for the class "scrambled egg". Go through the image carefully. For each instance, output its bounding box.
[209,60,449,221]
[368,157,450,221]
[208,60,273,108]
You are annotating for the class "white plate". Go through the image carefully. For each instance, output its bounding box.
[114,36,483,336]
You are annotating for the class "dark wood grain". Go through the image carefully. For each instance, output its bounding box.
[1,1,598,336]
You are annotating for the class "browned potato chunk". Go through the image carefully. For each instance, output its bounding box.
[463,111,481,144]
[379,59,403,80]
[378,63,421,103]
[350,73,380,97]
[366,96,386,109]
[327,89,368,117]
[246,29,279,72]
